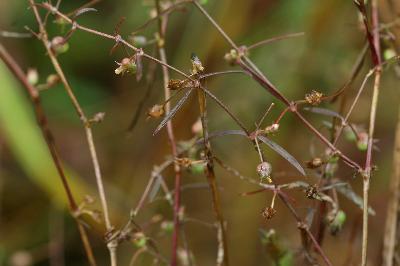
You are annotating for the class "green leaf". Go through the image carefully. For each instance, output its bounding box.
[0,62,91,208]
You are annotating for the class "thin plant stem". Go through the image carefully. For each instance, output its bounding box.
[153,1,183,265]
[0,43,97,266]
[359,0,382,265]
[196,84,230,266]
[28,1,117,265]
[246,32,305,51]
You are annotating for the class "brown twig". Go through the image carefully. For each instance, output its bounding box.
[153,1,184,265]
[196,81,230,266]
[28,1,117,265]
[357,0,382,265]
[0,43,97,266]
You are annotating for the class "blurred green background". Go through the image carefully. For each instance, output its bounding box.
[0,0,399,265]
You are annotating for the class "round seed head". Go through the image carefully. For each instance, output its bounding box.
[257,162,272,179]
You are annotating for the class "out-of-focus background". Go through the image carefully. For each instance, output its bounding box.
[0,0,399,265]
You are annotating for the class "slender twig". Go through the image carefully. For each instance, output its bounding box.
[246,32,305,51]
[153,1,183,265]
[28,1,117,265]
[199,70,248,79]
[358,0,382,265]
[0,43,97,266]
[196,81,230,266]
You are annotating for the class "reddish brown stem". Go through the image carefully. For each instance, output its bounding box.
[154,1,183,265]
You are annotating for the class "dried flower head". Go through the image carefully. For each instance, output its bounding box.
[168,79,189,90]
[190,53,204,74]
[305,90,323,106]
[305,185,320,200]
[257,162,272,182]
[175,157,193,168]
[261,206,277,220]
[147,104,164,118]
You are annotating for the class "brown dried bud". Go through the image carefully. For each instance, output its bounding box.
[261,206,276,220]
[175,157,193,168]
[306,185,320,200]
[306,157,323,169]
[264,123,279,134]
[168,79,187,90]
[305,90,323,106]
[147,104,164,118]
[190,53,204,74]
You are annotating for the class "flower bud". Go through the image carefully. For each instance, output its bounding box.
[51,36,69,55]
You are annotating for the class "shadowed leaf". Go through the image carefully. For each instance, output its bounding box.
[304,107,344,122]
[336,183,375,215]
[204,130,306,176]
[153,88,194,136]
[257,135,306,176]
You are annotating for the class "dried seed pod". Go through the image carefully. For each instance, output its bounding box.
[305,90,323,106]
[168,79,186,90]
[261,206,277,220]
[147,104,164,118]
[257,162,272,182]
[306,157,323,169]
